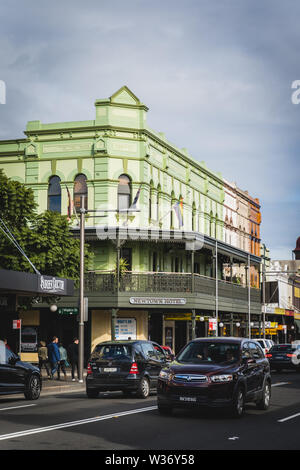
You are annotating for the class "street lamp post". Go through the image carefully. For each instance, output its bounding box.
[78,195,86,383]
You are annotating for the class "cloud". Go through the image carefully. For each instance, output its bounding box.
[0,0,299,258]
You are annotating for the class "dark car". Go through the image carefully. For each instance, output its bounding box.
[0,342,42,400]
[86,340,168,398]
[157,337,271,418]
[266,344,300,372]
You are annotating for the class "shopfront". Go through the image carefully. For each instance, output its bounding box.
[0,268,74,362]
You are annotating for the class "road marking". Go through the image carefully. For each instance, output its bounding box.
[272,382,290,387]
[0,405,157,442]
[0,404,37,412]
[278,412,300,423]
[228,436,239,441]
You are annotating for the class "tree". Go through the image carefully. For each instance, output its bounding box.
[0,170,91,280]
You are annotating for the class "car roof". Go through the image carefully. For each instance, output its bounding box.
[95,340,151,347]
[192,337,247,344]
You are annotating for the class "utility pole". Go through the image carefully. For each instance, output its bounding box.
[248,254,251,339]
[215,241,219,337]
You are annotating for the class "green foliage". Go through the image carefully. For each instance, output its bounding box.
[0,171,92,281]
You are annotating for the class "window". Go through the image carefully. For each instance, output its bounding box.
[48,175,61,213]
[141,343,156,359]
[249,342,263,359]
[242,342,251,359]
[118,174,131,211]
[74,174,88,212]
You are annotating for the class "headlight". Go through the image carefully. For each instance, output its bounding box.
[159,370,172,380]
[210,374,233,383]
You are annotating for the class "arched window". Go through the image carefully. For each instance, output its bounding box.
[74,174,88,212]
[48,175,61,213]
[118,174,131,210]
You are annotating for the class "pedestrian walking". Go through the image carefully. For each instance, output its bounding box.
[68,338,79,381]
[38,341,51,378]
[47,336,61,380]
[58,343,68,380]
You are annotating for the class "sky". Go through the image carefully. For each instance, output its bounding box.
[0,0,299,260]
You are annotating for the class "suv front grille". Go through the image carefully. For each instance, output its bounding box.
[173,374,208,384]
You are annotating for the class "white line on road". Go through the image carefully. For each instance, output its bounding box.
[0,404,37,412]
[0,405,157,442]
[272,382,291,387]
[278,412,300,423]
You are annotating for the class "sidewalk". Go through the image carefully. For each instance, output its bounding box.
[40,369,87,396]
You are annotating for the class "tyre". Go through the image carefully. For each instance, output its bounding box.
[137,377,150,399]
[157,402,173,415]
[86,389,99,398]
[230,386,245,418]
[256,381,271,410]
[24,374,41,400]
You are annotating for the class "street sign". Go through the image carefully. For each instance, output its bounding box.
[13,319,21,329]
[208,317,217,331]
[58,307,79,316]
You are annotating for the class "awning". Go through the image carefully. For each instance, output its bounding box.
[0,269,74,296]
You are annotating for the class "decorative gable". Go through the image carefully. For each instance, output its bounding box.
[110,86,141,106]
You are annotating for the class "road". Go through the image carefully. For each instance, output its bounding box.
[0,371,299,451]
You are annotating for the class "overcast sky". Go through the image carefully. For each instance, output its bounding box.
[0,0,299,260]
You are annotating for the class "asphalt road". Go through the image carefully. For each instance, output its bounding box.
[0,371,300,452]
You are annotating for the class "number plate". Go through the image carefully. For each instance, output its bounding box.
[179,396,197,402]
[103,367,117,372]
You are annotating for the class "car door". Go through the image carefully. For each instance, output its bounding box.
[141,342,162,386]
[152,343,168,383]
[242,342,257,396]
[0,347,24,393]
[249,342,265,392]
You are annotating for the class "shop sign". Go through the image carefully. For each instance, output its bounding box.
[115,318,137,340]
[130,297,186,305]
[38,275,66,294]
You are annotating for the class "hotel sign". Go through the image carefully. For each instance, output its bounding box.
[130,297,186,305]
[38,275,66,295]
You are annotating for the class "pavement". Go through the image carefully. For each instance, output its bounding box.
[40,369,87,396]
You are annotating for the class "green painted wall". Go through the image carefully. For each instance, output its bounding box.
[0,86,225,272]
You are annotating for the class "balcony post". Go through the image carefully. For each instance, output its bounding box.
[191,250,195,293]
[191,309,196,339]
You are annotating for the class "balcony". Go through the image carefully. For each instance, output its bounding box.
[84,272,261,314]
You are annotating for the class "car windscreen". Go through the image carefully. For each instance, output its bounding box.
[177,341,240,364]
[270,345,293,353]
[93,344,132,361]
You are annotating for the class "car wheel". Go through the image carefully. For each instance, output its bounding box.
[157,403,173,415]
[24,374,41,400]
[230,386,245,418]
[256,381,271,410]
[86,389,99,398]
[137,377,150,399]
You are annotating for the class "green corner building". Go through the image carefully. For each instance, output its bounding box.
[0,86,261,359]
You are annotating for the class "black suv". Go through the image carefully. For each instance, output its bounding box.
[86,340,168,398]
[157,337,271,418]
[0,342,42,400]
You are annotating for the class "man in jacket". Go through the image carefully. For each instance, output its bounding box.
[68,338,79,382]
[47,336,61,380]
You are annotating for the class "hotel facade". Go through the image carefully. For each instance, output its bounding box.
[0,86,262,357]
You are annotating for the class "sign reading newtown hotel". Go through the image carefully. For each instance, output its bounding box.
[38,275,66,295]
[130,297,186,305]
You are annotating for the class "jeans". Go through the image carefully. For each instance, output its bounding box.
[71,362,79,379]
